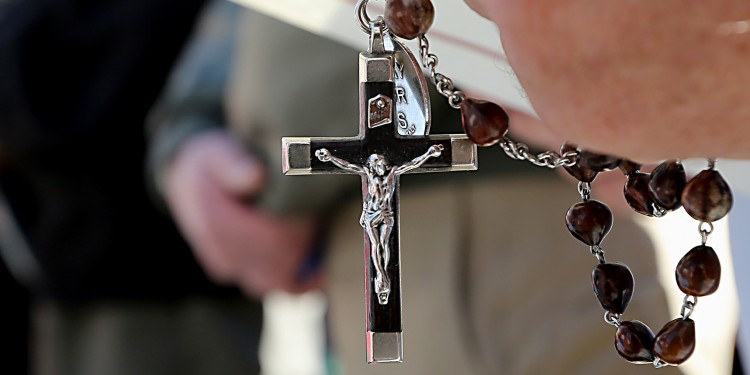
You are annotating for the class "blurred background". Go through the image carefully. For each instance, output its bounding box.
[0,0,746,374]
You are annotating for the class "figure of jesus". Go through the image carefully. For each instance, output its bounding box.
[316,144,444,305]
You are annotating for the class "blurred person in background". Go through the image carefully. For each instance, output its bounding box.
[0,1,267,374]
[154,1,682,374]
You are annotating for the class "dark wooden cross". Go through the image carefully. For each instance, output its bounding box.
[282,38,476,363]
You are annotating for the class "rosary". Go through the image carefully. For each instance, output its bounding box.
[282,0,734,368]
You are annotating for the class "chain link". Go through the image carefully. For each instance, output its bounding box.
[418,35,465,109]
[604,311,621,327]
[653,358,669,369]
[418,34,578,169]
[501,137,579,169]
[699,221,714,245]
[590,245,606,264]
[680,294,698,320]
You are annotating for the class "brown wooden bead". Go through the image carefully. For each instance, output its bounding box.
[565,200,613,246]
[624,172,663,217]
[578,150,622,172]
[676,245,721,296]
[460,98,509,146]
[681,169,733,222]
[615,320,656,364]
[618,159,642,176]
[592,263,634,314]
[653,318,696,365]
[648,160,687,211]
[384,0,435,40]
[561,143,598,182]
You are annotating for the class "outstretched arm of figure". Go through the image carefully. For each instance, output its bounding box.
[316,148,365,175]
[394,144,444,175]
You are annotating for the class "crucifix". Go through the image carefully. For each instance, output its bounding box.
[281,24,477,363]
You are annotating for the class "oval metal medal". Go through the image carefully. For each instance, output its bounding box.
[391,40,431,137]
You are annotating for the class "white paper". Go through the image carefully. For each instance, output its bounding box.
[230,0,535,115]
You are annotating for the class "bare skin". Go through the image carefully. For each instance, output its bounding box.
[465,0,750,161]
[165,130,320,298]
[316,144,444,304]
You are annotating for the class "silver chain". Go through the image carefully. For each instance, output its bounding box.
[501,137,579,168]
[418,35,578,169]
[418,35,466,109]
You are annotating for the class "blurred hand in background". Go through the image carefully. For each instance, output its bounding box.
[164,130,320,299]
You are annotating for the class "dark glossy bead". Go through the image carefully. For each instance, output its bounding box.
[565,200,613,246]
[653,318,696,365]
[460,98,509,146]
[561,143,598,182]
[615,320,656,364]
[676,245,721,296]
[618,159,642,176]
[624,172,663,217]
[648,160,687,211]
[578,149,622,172]
[592,263,634,314]
[384,0,435,40]
[682,169,733,222]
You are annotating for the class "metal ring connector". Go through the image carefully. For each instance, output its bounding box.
[680,294,698,320]
[356,0,372,33]
[604,311,622,327]
[590,245,606,264]
[707,158,717,170]
[699,221,714,245]
[653,358,670,368]
[357,0,388,34]
[578,182,592,202]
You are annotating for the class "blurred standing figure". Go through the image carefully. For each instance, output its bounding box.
[0,1,266,374]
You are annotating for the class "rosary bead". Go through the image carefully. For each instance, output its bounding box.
[384,0,435,40]
[561,143,598,182]
[565,200,613,246]
[681,169,733,222]
[676,245,721,296]
[648,160,687,211]
[615,320,656,364]
[592,263,634,314]
[578,150,622,172]
[460,98,509,147]
[653,318,696,365]
[618,159,641,176]
[624,172,663,217]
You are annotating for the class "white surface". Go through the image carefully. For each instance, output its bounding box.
[731,193,750,373]
[260,292,327,375]
[230,0,534,115]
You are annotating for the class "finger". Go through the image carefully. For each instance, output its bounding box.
[507,110,566,151]
[463,0,491,19]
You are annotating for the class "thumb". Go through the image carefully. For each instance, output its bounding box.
[208,137,266,198]
[464,0,491,20]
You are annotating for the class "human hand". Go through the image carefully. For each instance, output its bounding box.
[316,148,331,162]
[465,0,750,161]
[164,130,320,298]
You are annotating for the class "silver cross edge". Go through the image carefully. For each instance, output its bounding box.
[282,23,477,364]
